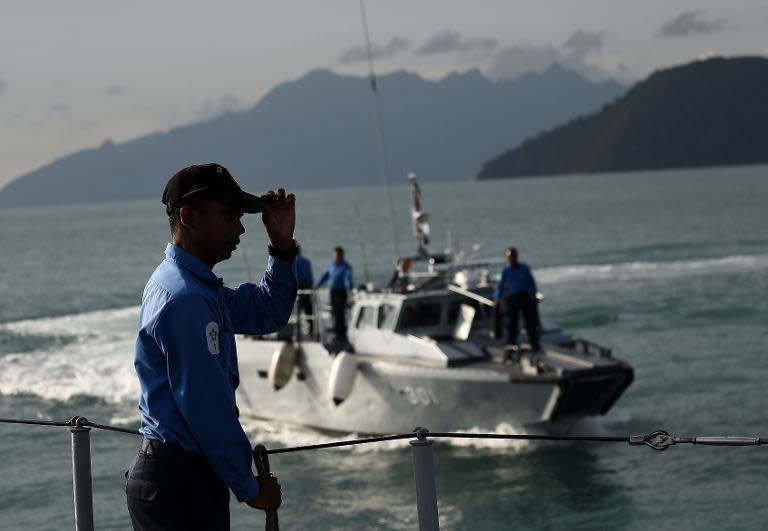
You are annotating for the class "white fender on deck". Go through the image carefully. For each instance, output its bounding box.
[327,351,358,406]
[268,342,297,390]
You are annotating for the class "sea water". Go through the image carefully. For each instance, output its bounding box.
[0,165,766,530]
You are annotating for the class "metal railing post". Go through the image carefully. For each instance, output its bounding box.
[69,417,94,531]
[410,428,440,531]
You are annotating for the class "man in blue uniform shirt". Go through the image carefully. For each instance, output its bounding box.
[294,246,314,335]
[127,163,297,530]
[494,246,541,352]
[316,246,353,341]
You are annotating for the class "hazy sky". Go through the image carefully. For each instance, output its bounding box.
[0,1,766,189]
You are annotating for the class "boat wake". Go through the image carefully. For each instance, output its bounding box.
[0,306,140,403]
[537,252,768,285]
[241,418,532,453]
[436,423,533,452]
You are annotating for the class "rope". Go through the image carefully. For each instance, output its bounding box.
[1,417,766,453]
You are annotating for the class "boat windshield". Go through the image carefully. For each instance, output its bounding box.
[356,306,377,329]
[392,296,492,337]
[354,303,399,331]
[398,301,442,328]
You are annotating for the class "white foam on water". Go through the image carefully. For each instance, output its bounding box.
[0,306,140,403]
[537,253,768,285]
[108,413,142,427]
[241,418,347,450]
[241,417,415,454]
[241,418,531,454]
[438,422,532,451]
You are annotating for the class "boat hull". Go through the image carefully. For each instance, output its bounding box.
[236,339,598,435]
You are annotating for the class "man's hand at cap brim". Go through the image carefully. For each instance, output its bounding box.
[261,188,296,251]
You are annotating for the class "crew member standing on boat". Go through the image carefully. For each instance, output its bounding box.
[295,246,314,335]
[494,246,541,351]
[127,163,297,530]
[316,246,353,341]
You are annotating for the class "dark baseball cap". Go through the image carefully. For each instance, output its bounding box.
[162,163,264,215]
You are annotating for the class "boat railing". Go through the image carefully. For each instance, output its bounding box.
[1,416,767,531]
[280,288,324,342]
[290,288,362,344]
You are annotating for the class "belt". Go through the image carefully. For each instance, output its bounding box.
[140,438,206,462]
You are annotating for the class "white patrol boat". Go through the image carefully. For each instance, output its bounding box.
[235,176,633,435]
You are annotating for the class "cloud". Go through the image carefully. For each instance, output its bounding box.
[192,94,242,122]
[104,84,130,96]
[416,30,498,56]
[339,37,410,64]
[658,11,726,38]
[697,51,721,61]
[0,78,6,94]
[486,44,561,80]
[563,30,604,60]
[487,29,613,81]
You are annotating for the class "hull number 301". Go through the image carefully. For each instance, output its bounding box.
[400,386,439,406]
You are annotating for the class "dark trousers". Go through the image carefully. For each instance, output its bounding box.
[503,292,540,349]
[330,289,348,339]
[126,439,230,531]
[298,293,313,335]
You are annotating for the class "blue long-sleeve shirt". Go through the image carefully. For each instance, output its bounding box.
[134,243,297,502]
[494,263,538,301]
[316,259,353,291]
[294,254,313,289]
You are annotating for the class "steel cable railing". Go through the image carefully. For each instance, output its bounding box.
[2,416,767,531]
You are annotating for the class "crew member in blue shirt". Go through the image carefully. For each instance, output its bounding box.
[494,246,541,351]
[294,246,314,335]
[316,246,353,341]
[127,163,297,530]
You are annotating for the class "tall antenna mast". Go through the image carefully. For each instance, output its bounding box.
[359,0,401,259]
[408,172,430,257]
[354,204,372,285]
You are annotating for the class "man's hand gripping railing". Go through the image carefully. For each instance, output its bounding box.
[252,444,281,531]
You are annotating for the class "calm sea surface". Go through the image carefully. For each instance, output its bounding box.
[1,166,767,530]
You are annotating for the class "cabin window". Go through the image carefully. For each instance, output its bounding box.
[356,306,376,329]
[377,304,397,329]
[398,301,442,328]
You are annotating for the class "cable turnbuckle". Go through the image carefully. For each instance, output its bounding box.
[630,430,674,450]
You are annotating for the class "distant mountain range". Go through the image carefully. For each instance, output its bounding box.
[477,56,768,180]
[0,65,623,207]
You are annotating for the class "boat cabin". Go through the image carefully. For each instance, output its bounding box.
[347,291,492,365]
